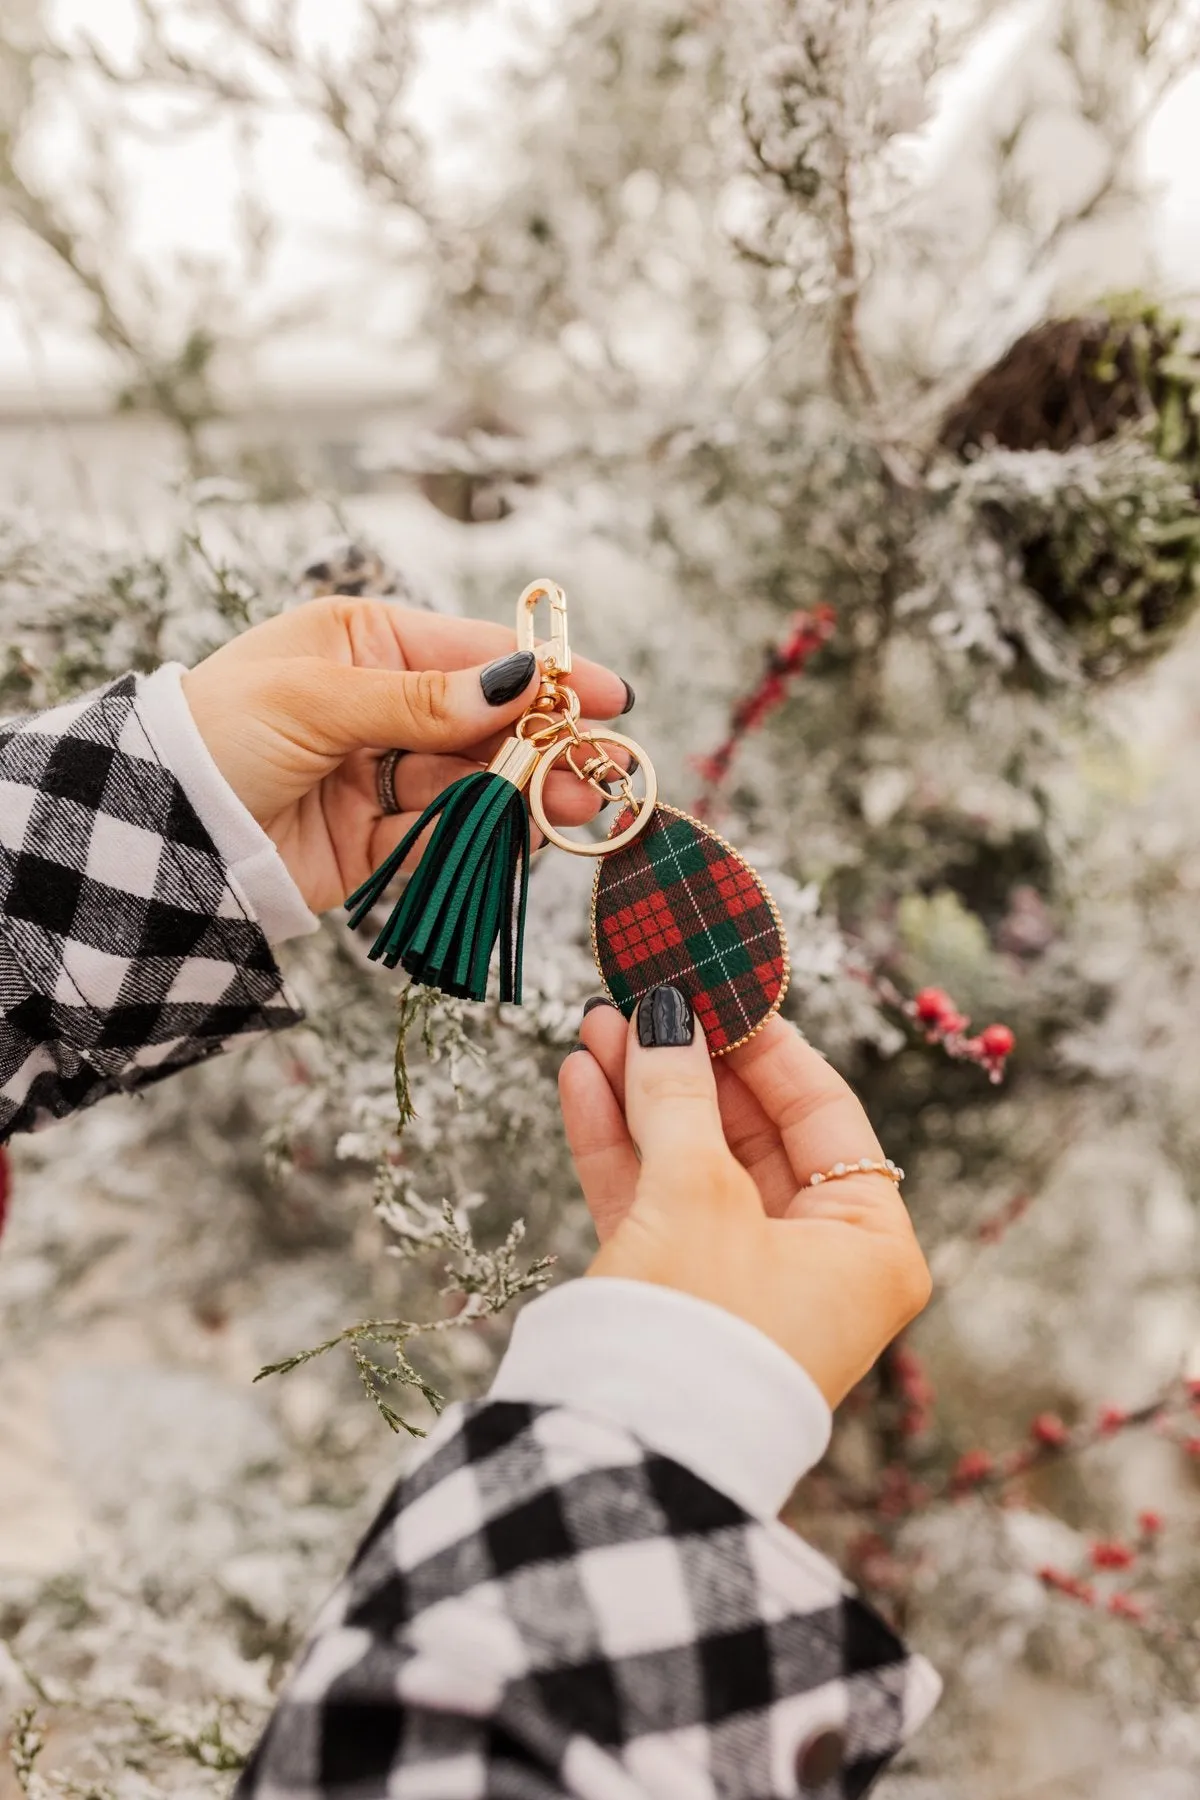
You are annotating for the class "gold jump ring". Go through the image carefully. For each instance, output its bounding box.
[528,730,657,856]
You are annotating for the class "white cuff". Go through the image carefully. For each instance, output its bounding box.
[490,1278,832,1521]
[134,664,320,945]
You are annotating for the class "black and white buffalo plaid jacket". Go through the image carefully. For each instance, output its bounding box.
[0,673,940,1798]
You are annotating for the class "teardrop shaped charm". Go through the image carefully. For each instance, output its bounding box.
[590,804,789,1054]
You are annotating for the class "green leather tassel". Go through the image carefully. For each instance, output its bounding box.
[344,769,531,1003]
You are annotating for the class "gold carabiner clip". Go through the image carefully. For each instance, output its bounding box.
[509,574,657,856]
[516,578,572,680]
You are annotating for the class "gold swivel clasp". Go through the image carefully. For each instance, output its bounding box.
[517,578,572,680]
[509,575,658,856]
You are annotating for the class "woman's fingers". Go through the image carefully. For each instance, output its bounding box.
[215,597,631,724]
[381,753,479,814]
[558,1043,640,1242]
[383,752,615,826]
[727,1017,881,1171]
[582,997,795,1213]
[578,1003,892,1223]
[458,725,634,771]
[268,655,551,759]
[579,996,629,1080]
[727,1017,909,1229]
[184,594,634,852]
[370,603,631,724]
[623,987,730,1178]
[576,997,930,1403]
[183,651,543,824]
[355,751,611,887]
[711,1060,798,1216]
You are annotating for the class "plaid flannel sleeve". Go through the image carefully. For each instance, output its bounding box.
[237,1400,940,1800]
[0,673,302,1139]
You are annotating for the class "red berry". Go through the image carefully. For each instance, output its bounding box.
[1037,1567,1095,1604]
[1107,1592,1147,1622]
[914,986,954,1024]
[1031,1412,1070,1448]
[979,1023,1015,1059]
[1097,1404,1128,1434]
[892,1344,936,1408]
[1183,1436,1200,1458]
[1137,1510,1164,1537]
[1090,1539,1136,1570]
[953,1448,995,1486]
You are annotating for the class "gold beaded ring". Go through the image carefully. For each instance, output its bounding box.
[807,1157,904,1189]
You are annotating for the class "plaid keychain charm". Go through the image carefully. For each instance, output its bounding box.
[348,576,789,1050]
[591,804,789,1054]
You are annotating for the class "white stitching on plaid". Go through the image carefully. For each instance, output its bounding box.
[597,810,780,1041]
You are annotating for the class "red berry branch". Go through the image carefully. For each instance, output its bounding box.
[685,606,1018,1086]
[975,1190,1033,1245]
[825,1379,1200,1658]
[885,1342,937,1440]
[947,1385,1191,1500]
[1036,1565,1155,1623]
[832,1380,1198,1524]
[1089,1539,1136,1570]
[691,603,836,811]
[870,975,1016,1083]
[1034,1503,1192,1635]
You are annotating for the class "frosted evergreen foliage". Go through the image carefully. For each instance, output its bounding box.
[2,2,1200,1794]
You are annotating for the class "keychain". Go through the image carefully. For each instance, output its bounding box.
[345,579,789,1054]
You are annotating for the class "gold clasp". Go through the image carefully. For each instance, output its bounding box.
[517,578,572,679]
[510,573,657,856]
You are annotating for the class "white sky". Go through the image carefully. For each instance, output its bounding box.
[3,0,1200,407]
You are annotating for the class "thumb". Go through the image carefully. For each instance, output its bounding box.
[259,649,542,759]
[624,986,727,1174]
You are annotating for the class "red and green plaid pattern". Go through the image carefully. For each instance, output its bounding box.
[591,804,788,1053]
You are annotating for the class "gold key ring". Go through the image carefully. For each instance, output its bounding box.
[528,728,658,856]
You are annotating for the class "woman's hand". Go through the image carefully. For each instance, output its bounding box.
[182,597,630,914]
[558,992,932,1408]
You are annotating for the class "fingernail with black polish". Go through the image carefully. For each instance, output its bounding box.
[481,649,537,706]
[583,995,616,1017]
[637,984,694,1048]
[565,1040,588,1056]
[620,679,636,715]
